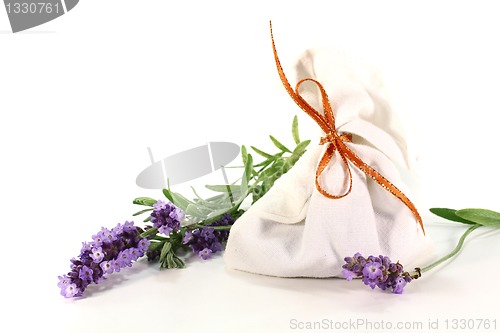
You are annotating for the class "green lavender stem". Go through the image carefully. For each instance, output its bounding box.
[420,224,482,273]
[140,227,158,238]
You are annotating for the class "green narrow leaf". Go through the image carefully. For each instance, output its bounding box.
[254,152,283,167]
[191,185,210,202]
[269,135,292,153]
[133,197,157,207]
[193,194,234,210]
[185,204,209,218]
[139,227,158,238]
[241,145,248,165]
[429,208,476,225]
[292,115,300,144]
[168,191,194,211]
[205,207,235,220]
[166,252,175,268]
[173,256,185,268]
[190,186,234,211]
[250,146,273,159]
[148,241,163,252]
[455,208,500,227]
[205,184,242,192]
[164,181,195,210]
[254,157,275,168]
[159,241,172,263]
[244,154,253,184]
[143,216,151,222]
[132,208,154,216]
[281,162,291,174]
[240,153,253,196]
[256,166,281,182]
[292,140,311,157]
[251,167,259,178]
[162,188,174,202]
[198,193,225,203]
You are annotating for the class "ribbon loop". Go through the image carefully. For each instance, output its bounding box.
[270,22,425,234]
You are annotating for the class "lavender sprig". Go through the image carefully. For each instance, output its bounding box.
[342,253,418,294]
[343,207,500,294]
[138,201,236,268]
[183,213,235,259]
[141,200,186,269]
[58,221,150,298]
[151,200,184,235]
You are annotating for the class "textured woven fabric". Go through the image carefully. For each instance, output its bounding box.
[224,47,433,278]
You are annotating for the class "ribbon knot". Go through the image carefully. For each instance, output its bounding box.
[320,131,352,146]
[270,22,425,234]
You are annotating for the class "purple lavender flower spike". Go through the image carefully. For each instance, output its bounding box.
[342,253,414,294]
[58,220,150,298]
[150,200,184,236]
[182,214,235,260]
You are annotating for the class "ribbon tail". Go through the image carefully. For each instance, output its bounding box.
[270,22,330,133]
[338,142,425,234]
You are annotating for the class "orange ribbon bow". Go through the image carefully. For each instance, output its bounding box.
[270,22,425,234]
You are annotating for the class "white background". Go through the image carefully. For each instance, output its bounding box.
[1,1,500,332]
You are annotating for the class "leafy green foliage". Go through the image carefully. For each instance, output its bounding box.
[430,207,500,227]
[269,135,291,153]
[455,208,500,227]
[429,208,475,225]
[131,116,311,269]
[132,208,153,216]
[153,115,310,224]
[246,117,310,204]
[292,115,301,145]
[133,197,157,207]
[424,206,500,274]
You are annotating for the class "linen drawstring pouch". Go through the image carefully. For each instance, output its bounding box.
[224,32,433,278]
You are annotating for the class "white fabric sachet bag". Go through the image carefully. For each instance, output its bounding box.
[224,36,433,278]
